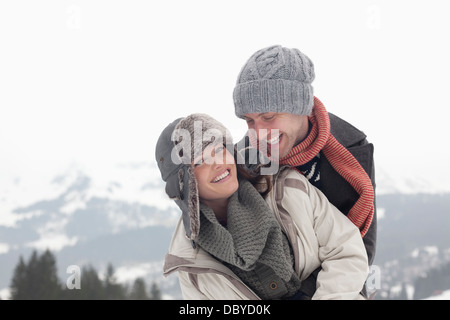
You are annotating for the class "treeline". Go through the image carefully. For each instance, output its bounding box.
[413,261,450,300]
[9,249,162,300]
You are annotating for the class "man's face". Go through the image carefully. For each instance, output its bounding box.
[243,112,309,159]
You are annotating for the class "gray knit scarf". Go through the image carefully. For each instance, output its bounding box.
[196,179,302,299]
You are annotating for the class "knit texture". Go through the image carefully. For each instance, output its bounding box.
[233,45,315,118]
[279,97,375,237]
[196,179,301,299]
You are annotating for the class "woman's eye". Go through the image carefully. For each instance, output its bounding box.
[216,146,224,153]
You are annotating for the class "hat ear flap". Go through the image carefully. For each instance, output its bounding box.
[164,166,199,242]
[186,166,200,241]
[172,166,200,243]
[165,171,182,201]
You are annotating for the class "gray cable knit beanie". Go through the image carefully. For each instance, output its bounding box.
[233,45,315,118]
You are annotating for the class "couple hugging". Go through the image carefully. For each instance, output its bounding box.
[155,45,376,300]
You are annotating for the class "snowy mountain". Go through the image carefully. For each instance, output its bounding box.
[372,192,450,299]
[0,161,181,299]
[375,167,450,195]
[1,161,449,300]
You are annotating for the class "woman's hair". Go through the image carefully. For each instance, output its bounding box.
[236,164,273,198]
[233,146,273,198]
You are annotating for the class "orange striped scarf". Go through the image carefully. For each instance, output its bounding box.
[279,97,374,237]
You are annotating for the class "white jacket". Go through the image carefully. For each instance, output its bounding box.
[163,167,369,300]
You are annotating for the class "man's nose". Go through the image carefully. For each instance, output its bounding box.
[254,122,269,141]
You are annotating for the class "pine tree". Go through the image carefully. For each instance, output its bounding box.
[25,250,40,298]
[129,278,149,300]
[81,265,105,299]
[103,263,126,300]
[10,256,27,300]
[149,281,161,300]
[38,249,62,299]
[10,250,166,300]
[10,249,62,299]
[398,283,408,300]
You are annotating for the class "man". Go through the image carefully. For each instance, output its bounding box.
[233,45,376,299]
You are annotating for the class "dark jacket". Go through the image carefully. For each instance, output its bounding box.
[237,112,377,299]
[298,113,376,299]
[325,113,376,266]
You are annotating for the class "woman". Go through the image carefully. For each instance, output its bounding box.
[155,113,368,300]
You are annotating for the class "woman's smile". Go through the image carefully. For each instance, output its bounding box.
[211,169,231,183]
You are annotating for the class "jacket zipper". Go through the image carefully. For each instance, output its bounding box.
[268,177,301,275]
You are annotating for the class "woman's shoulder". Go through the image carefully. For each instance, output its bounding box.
[275,166,310,194]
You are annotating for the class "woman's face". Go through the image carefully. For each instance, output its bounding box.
[193,144,238,203]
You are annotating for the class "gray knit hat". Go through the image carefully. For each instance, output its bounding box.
[233,45,315,118]
[155,114,233,243]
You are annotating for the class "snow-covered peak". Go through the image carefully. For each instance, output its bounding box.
[375,166,450,195]
[0,160,178,228]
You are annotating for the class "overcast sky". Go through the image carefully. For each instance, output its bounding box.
[1,0,450,194]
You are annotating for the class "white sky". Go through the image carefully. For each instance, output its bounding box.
[1,0,450,194]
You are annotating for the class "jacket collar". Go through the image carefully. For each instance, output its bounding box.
[329,112,367,148]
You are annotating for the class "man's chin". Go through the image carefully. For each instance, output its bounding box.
[275,146,289,158]
[267,150,285,162]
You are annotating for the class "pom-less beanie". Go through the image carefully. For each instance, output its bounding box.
[233,45,315,118]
